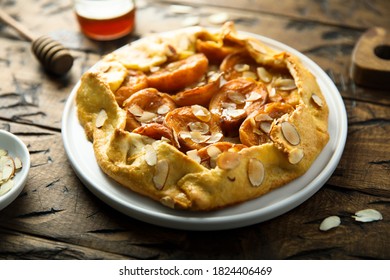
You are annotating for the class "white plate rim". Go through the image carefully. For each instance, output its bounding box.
[61,29,347,231]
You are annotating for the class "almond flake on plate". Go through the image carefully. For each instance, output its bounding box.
[247,158,265,187]
[144,145,157,166]
[153,159,169,190]
[95,109,108,128]
[191,105,211,122]
[186,150,201,163]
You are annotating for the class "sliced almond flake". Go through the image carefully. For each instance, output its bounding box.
[175,35,191,53]
[352,209,383,222]
[144,145,157,166]
[95,109,108,128]
[14,157,22,170]
[153,159,169,190]
[191,105,211,122]
[206,132,223,144]
[196,81,206,87]
[1,165,14,181]
[160,136,171,143]
[208,12,229,25]
[257,67,272,83]
[259,121,272,134]
[128,104,144,117]
[160,196,175,209]
[150,66,160,73]
[221,102,237,109]
[168,4,194,14]
[246,90,263,102]
[206,145,222,158]
[0,149,7,157]
[182,16,200,27]
[242,71,257,80]
[319,216,341,231]
[216,151,241,170]
[172,130,181,148]
[311,93,323,107]
[190,131,211,143]
[281,121,300,146]
[248,40,267,55]
[269,87,276,97]
[0,179,14,196]
[234,63,250,72]
[0,155,12,167]
[253,127,264,136]
[288,148,304,164]
[186,149,201,163]
[208,72,221,82]
[179,131,191,139]
[188,122,209,134]
[255,114,273,122]
[137,111,157,123]
[224,108,246,118]
[227,91,246,104]
[247,158,265,187]
[210,108,220,115]
[274,78,297,91]
[0,156,15,181]
[157,104,171,115]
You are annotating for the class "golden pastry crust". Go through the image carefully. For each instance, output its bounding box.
[75,22,329,211]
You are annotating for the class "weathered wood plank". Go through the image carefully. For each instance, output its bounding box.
[161,0,390,29]
[0,230,130,260]
[329,100,390,196]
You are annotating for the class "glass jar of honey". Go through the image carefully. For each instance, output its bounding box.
[73,0,136,41]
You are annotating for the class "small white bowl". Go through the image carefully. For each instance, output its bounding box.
[0,129,30,211]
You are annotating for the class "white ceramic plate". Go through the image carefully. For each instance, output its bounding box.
[0,130,30,211]
[62,30,347,231]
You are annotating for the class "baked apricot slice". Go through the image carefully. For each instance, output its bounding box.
[164,105,223,152]
[132,123,177,146]
[195,23,246,64]
[220,50,259,81]
[239,102,294,146]
[209,78,268,137]
[123,88,176,131]
[195,39,244,64]
[114,70,148,107]
[172,71,222,107]
[147,53,208,93]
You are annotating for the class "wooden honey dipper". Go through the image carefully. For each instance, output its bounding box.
[0,10,73,76]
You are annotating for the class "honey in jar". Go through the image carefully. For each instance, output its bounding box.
[74,0,135,41]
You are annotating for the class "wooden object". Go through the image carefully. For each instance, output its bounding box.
[0,10,73,76]
[350,27,390,89]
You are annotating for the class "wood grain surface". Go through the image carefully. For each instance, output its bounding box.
[0,0,389,260]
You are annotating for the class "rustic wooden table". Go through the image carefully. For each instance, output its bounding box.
[0,0,389,260]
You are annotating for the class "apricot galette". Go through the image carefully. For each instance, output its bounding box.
[76,22,329,211]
